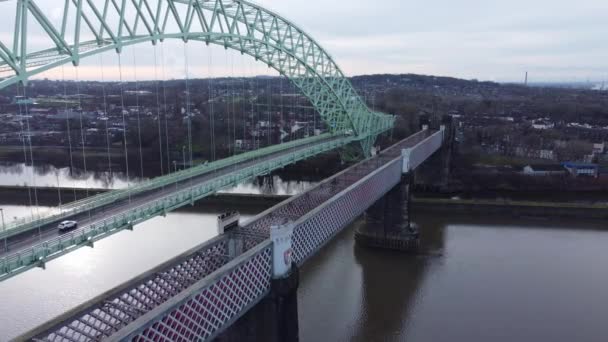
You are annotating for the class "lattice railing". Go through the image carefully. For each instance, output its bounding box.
[403,129,444,172]
[291,158,403,264]
[31,236,234,342]
[112,242,273,342]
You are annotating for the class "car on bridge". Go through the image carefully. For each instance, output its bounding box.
[58,220,78,232]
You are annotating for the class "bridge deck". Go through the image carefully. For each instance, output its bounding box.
[0,135,353,282]
[22,130,434,342]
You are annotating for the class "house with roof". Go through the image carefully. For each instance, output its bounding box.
[592,143,605,155]
[562,162,599,178]
[522,164,566,177]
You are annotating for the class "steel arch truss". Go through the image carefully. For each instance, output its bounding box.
[0,0,394,145]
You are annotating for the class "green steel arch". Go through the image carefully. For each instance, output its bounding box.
[0,0,394,153]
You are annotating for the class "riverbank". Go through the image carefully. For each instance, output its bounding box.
[412,197,608,221]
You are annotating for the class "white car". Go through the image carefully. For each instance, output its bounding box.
[58,220,78,232]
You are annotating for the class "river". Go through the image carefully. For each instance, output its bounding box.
[0,162,314,228]
[299,213,608,342]
[0,200,607,341]
[0,162,314,195]
[0,163,135,189]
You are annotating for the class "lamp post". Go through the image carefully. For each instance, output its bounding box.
[173,160,178,190]
[0,208,6,253]
[182,146,186,171]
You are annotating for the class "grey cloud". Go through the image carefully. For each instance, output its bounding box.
[0,0,605,82]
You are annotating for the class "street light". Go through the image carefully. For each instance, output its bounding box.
[182,146,186,171]
[172,160,178,190]
[0,208,6,253]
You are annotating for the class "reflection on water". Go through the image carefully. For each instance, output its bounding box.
[0,163,315,223]
[297,219,437,342]
[3,202,607,341]
[299,214,608,342]
[221,175,314,196]
[0,163,138,189]
[0,163,315,195]
[0,204,59,227]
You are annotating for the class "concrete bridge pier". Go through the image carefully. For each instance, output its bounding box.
[355,174,420,252]
[217,224,300,342]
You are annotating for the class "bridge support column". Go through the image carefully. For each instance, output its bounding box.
[355,174,419,252]
[217,224,300,342]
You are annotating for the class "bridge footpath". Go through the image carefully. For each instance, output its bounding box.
[0,134,352,281]
[22,128,443,342]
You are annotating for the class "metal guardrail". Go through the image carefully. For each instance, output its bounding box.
[0,133,340,241]
[19,233,246,341]
[111,241,273,342]
[0,137,351,281]
[402,129,444,172]
[292,156,403,264]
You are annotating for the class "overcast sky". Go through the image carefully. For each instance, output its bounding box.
[261,0,608,82]
[0,0,606,83]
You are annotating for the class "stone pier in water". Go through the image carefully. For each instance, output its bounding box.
[356,115,454,252]
[355,173,420,252]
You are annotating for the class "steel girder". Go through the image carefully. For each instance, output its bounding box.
[0,0,394,143]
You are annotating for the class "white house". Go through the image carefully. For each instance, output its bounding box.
[522,165,566,176]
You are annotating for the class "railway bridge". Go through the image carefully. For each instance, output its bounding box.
[0,0,452,340]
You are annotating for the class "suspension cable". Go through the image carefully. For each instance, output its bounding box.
[291,70,296,154]
[183,42,194,191]
[250,56,257,159]
[55,169,62,210]
[160,43,171,175]
[62,66,77,202]
[208,47,216,167]
[231,52,236,158]
[241,54,246,152]
[132,49,144,179]
[313,91,317,136]
[280,70,284,144]
[118,53,131,202]
[99,54,112,175]
[16,84,33,217]
[20,83,41,235]
[253,58,258,154]
[153,44,164,177]
[75,67,90,202]
[267,70,271,147]
[225,48,231,157]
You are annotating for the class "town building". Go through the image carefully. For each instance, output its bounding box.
[522,165,566,177]
[592,143,605,155]
[562,162,599,178]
